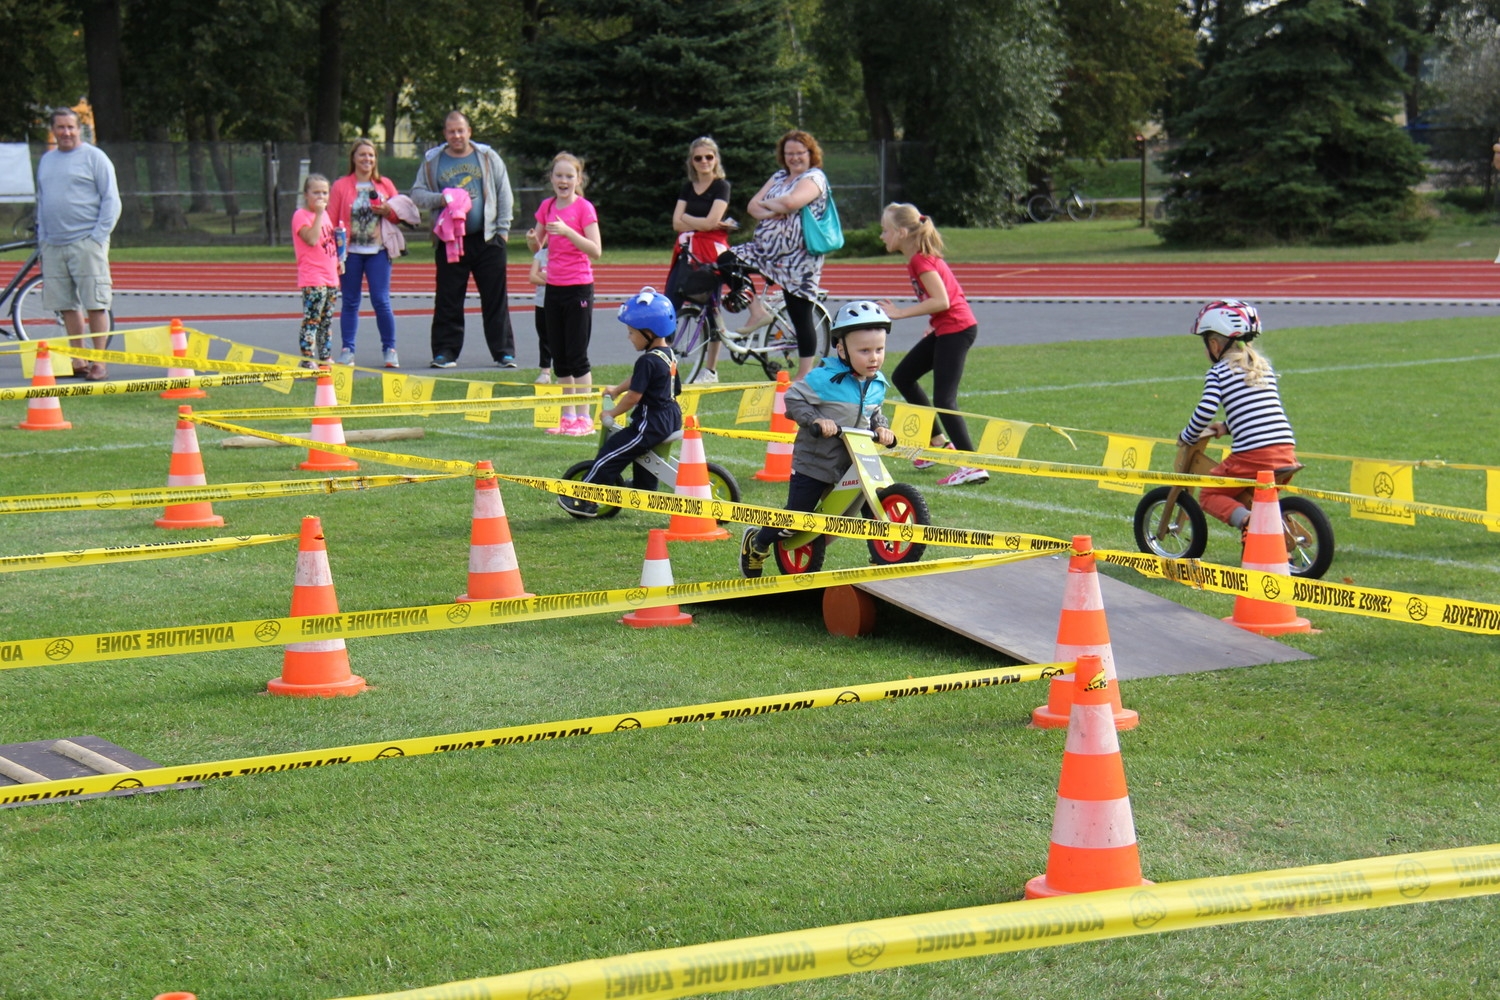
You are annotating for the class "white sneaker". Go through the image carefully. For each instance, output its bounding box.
[938,466,989,486]
[337,347,355,366]
[535,370,552,384]
[691,369,719,384]
[383,348,400,368]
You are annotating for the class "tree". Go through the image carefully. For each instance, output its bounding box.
[1160,0,1430,245]
[1053,0,1197,159]
[816,0,1065,225]
[509,0,787,245]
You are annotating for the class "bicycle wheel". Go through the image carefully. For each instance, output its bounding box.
[1026,194,1057,223]
[1065,194,1097,222]
[774,534,827,575]
[560,461,622,519]
[863,483,930,565]
[675,307,712,383]
[759,310,797,379]
[12,275,58,340]
[1133,487,1207,560]
[814,300,834,357]
[1280,495,1334,579]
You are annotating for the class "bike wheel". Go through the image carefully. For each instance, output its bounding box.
[1026,194,1057,224]
[1134,487,1208,560]
[814,300,834,357]
[705,461,741,522]
[775,534,827,575]
[1280,495,1334,579]
[759,310,796,379]
[1065,195,1097,222]
[559,461,622,519]
[12,275,57,340]
[675,308,712,383]
[863,483,930,565]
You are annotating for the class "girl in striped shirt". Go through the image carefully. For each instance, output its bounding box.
[1179,299,1297,530]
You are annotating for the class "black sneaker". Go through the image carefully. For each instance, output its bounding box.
[740,526,769,578]
[558,494,598,518]
[498,356,518,369]
[431,355,457,369]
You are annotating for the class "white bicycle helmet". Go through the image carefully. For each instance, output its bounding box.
[1192,299,1261,341]
[830,300,892,339]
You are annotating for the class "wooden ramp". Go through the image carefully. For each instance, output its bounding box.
[857,555,1312,678]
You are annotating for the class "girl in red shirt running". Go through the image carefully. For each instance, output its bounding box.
[876,203,987,486]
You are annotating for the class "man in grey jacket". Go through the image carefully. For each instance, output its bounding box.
[36,107,120,380]
[410,110,516,368]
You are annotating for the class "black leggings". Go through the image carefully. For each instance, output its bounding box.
[717,252,819,358]
[891,326,978,451]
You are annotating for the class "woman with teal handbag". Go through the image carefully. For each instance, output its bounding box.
[719,130,836,380]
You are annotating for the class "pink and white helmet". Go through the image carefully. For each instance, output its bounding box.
[1192,299,1261,341]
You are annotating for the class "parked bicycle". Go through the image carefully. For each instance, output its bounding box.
[672,250,833,382]
[0,232,115,343]
[1026,184,1096,223]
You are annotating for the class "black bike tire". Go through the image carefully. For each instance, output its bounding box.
[1026,194,1056,224]
[774,534,827,575]
[704,461,741,522]
[863,483,930,565]
[759,309,796,380]
[11,274,46,340]
[814,300,834,357]
[1133,486,1208,561]
[675,309,712,384]
[559,460,623,519]
[1280,495,1335,580]
[1065,196,1097,222]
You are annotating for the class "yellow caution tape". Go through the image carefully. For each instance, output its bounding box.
[500,473,1072,554]
[0,661,1063,805]
[190,392,600,422]
[0,550,1046,673]
[329,843,1500,1000]
[1283,483,1500,530]
[0,369,315,400]
[0,474,454,516]
[38,343,315,375]
[0,533,295,573]
[187,416,476,474]
[1096,548,1500,635]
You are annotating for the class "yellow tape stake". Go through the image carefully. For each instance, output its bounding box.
[0,661,1067,805]
[0,474,454,516]
[0,551,1045,673]
[0,533,295,573]
[326,844,1500,1000]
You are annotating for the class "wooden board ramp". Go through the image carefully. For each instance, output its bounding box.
[0,735,201,807]
[855,555,1312,677]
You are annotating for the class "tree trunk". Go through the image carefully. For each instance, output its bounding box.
[185,112,213,213]
[310,0,344,179]
[383,90,399,158]
[206,113,240,218]
[859,55,895,142]
[515,0,543,120]
[80,0,141,233]
[144,125,187,232]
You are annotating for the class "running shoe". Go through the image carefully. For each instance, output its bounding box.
[383,349,400,368]
[563,414,595,436]
[535,370,552,384]
[740,526,769,578]
[430,355,457,368]
[913,441,955,470]
[336,347,355,366]
[558,493,598,517]
[938,466,990,486]
[691,369,719,384]
[499,356,518,369]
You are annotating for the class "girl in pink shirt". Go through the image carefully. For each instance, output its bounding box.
[532,152,602,435]
[876,202,987,486]
[291,174,342,365]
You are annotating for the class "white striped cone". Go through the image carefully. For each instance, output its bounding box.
[161,321,207,399]
[1031,535,1136,730]
[156,406,225,528]
[299,371,359,471]
[622,529,692,627]
[1224,471,1312,634]
[664,417,729,541]
[268,516,365,696]
[17,343,72,431]
[754,371,793,482]
[457,462,533,602]
[1025,654,1150,897]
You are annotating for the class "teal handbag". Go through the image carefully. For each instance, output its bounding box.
[801,189,844,255]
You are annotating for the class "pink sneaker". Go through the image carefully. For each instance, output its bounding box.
[546,417,569,435]
[938,466,989,486]
[563,414,595,436]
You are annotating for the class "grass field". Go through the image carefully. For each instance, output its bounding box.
[1,316,1499,1000]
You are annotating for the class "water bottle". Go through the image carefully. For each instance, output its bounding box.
[334,222,347,264]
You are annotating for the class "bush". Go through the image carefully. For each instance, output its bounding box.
[828,222,886,259]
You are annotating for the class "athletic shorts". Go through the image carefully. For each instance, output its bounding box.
[41,238,113,312]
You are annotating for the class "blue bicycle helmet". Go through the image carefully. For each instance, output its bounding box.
[830,300,891,339]
[617,286,676,341]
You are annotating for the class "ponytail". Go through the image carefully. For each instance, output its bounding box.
[882,202,945,257]
[1219,340,1273,387]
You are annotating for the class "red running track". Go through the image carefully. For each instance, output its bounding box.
[3,260,1496,299]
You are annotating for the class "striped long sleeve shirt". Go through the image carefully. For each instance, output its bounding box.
[1179,360,1295,453]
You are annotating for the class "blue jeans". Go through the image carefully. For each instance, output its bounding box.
[339,249,396,351]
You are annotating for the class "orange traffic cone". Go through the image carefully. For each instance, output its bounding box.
[160,318,207,399]
[1224,471,1313,635]
[17,342,72,431]
[1025,653,1151,898]
[753,370,794,482]
[267,516,366,697]
[1030,535,1136,730]
[298,366,359,472]
[622,529,693,627]
[456,461,533,602]
[663,415,729,542]
[155,406,226,529]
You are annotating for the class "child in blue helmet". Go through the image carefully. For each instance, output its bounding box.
[558,287,682,518]
[740,300,896,576]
